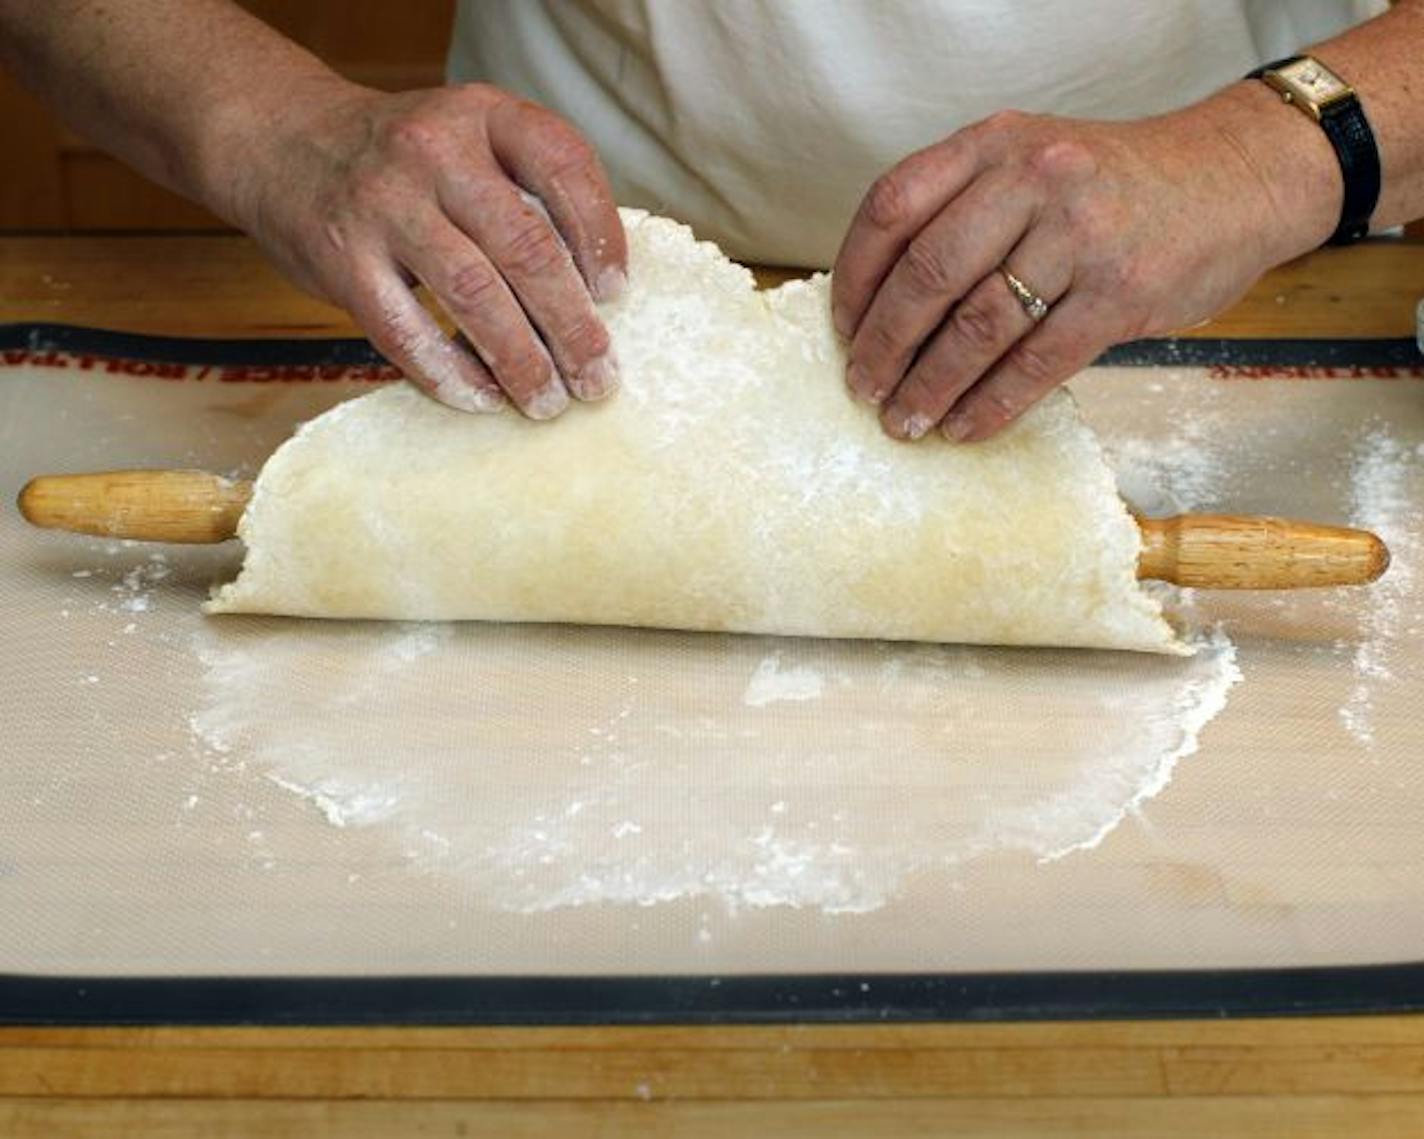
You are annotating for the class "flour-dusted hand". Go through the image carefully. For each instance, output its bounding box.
[0,0,628,418]
[831,94,1342,443]
[223,79,627,417]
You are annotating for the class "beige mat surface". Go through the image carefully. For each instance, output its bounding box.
[2,345,1421,977]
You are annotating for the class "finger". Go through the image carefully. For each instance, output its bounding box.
[486,98,628,303]
[878,227,1072,440]
[392,216,572,419]
[942,291,1104,443]
[346,260,505,414]
[830,140,979,340]
[845,171,1038,406]
[440,177,617,402]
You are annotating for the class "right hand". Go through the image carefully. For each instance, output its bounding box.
[222,79,627,418]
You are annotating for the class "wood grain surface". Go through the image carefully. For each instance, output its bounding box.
[3,235,1424,1137]
[0,236,1421,340]
[7,1020,1424,1136]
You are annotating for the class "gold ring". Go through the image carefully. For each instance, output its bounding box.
[999,266,1050,322]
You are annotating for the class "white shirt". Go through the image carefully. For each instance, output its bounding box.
[449,0,1382,266]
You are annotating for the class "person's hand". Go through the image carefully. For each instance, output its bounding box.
[223,79,627,418]
[831,94,1338,442]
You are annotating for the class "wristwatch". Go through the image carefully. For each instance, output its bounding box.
[1249,55,1380,245]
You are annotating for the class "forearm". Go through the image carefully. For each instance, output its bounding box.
[0,0,346,222]
[1197,0,1424,263]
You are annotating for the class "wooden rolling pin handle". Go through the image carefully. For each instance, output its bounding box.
[18,470,252,545]
[1136,513,1389,590]
[18,471,1391,590]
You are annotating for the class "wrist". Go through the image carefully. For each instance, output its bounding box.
[193,66,363,230]
[1196,80,1344,265]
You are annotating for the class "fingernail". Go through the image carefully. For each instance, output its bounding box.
[432,374,504,414]
[569,351,619,401]
[890,409,935,442]
[594,266,627,304]
[832,304,852,340]
[846,363,878,404]
[524,380,571,421]
[943,413,973,442]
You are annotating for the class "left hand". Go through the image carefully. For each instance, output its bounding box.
[831,97,1336,442]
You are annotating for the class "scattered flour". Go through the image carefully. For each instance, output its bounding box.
[101,553,170,613]
[1107,430,1228,514]
[1106,396,1419,757]
[975,626,1241,863]
[188,617,1240,916]
[1340,427,1418,748]
[264,772,405,829]
[743,653,825,707]
[53,549,174,617]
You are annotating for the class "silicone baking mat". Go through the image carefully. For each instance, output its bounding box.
[2,326,1422,1025]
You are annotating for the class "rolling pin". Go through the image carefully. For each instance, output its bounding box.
[17,469,1390,590]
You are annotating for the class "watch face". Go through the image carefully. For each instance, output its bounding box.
[1277,58,1351,106]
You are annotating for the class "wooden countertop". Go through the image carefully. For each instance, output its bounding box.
[4,234,1424,1138]
[1,233,1421,339]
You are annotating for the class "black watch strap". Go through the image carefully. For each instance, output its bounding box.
[1249,56,1381,246]
[1317,101,1380,244]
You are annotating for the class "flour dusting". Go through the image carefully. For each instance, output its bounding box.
[72,551,173,614]
[1107,431,1228,514]
[743,653,825,707]
[1340,427,1417,747]
[187,617,1238,917]
[983,626,1241,863]
[264,772,405,829]
[112,557,169,611]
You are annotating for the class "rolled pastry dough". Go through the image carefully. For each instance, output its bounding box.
[209,209,1184,654]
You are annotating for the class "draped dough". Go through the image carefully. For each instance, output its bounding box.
[208,209,1184,654]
